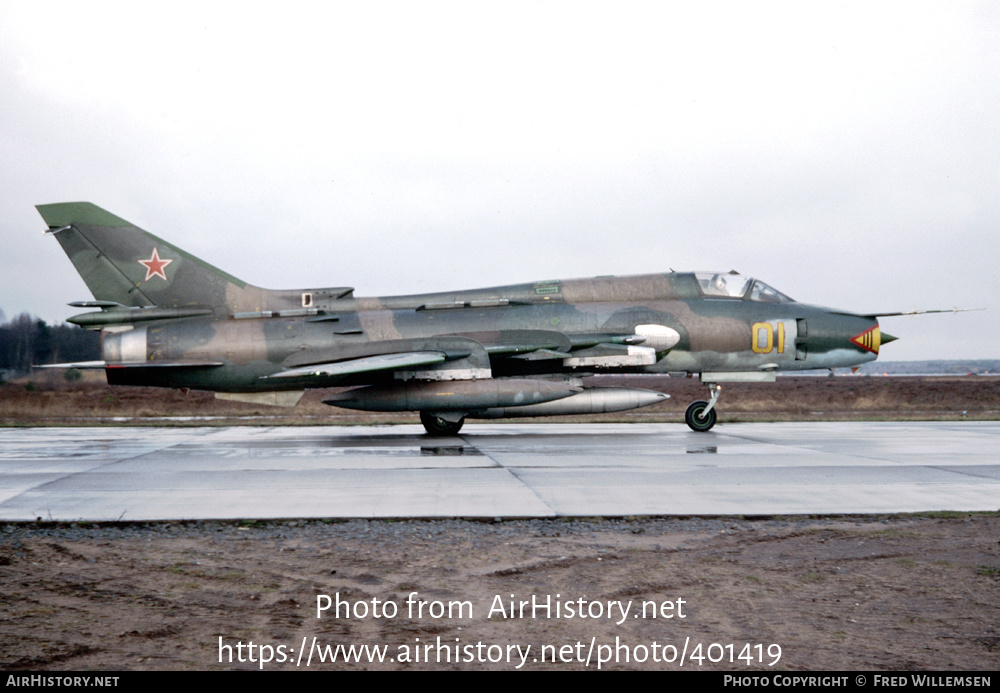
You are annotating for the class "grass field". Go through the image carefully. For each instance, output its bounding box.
[3,374,998,426]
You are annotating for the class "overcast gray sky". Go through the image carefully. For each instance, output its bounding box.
[1,1,996,361]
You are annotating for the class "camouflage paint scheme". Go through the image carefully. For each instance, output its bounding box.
[35,202,891,433]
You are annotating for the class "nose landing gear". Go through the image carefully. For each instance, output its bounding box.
[685,383,721,432]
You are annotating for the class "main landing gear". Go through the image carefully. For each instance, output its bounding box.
[420,411,466,436]
[685,383,721,432]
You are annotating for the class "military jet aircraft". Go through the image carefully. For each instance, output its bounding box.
[36,202,899,434]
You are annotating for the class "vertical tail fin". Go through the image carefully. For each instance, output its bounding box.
[36,202,256,312]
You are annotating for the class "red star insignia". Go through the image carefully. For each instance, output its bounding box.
[138,247,173,281]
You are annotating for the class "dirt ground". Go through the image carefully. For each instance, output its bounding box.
[3,374,999,426]
[1,376,998,671]
[1,515,998,671]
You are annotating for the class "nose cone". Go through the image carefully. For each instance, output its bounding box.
[848,323,898,354]
[849,324,884,354]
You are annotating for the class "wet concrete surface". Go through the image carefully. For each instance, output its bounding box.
[1,422,997,520]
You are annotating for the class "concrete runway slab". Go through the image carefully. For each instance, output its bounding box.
[0,422,997,521]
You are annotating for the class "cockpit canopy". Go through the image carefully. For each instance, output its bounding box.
[694,272,794,303]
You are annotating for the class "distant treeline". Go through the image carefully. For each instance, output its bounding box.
[855,360,1000,375]
[0,310,100,377]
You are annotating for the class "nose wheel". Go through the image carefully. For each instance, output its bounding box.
[685,384,721,432]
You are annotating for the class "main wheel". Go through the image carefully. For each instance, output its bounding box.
[685,400,717,432]
[420,411,465,436]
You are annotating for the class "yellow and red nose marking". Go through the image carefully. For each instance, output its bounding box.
[850,325,882,354]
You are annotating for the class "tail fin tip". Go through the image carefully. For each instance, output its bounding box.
[36,202,133,229]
